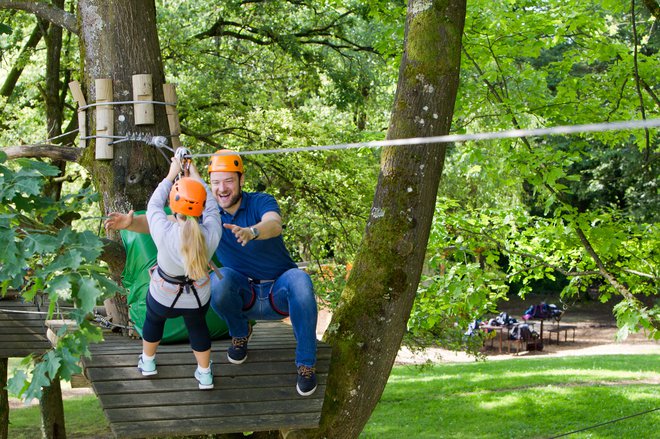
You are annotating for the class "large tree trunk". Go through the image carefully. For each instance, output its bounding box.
[313,1,467,437]
[77,0,170,326]
[78,0,169,214]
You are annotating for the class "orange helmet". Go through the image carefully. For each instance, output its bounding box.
[208,149,244,174]
[169,177,207,217]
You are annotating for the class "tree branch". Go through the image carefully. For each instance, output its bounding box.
[0,0,78,34]
[4,144,83,162]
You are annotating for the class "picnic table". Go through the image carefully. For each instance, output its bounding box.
[481,322,538,354]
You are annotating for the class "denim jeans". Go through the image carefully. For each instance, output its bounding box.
[210,267,318,367]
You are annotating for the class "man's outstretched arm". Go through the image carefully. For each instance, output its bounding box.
[105,210,151,234]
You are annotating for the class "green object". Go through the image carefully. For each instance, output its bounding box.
[120,211,229,343]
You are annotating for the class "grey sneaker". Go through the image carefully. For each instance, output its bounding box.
[194,362,214,390]
[137,355,157,376]
[296,365,317,396]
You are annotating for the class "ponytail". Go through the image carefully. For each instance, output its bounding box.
[179,216,208,280]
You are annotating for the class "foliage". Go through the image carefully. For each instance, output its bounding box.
[408,0,659,347]
[0,151,121,400]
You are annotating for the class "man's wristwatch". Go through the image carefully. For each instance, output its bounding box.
[250,227,260,240]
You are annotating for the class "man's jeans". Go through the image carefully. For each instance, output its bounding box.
[210,267,318,367]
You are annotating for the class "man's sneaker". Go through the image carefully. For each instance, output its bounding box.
[296,365,317,396]
[194,362,214,390]
[227,324,252,365]
[137,355,157,376]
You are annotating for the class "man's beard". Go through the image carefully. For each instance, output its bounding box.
[220,191,242,210]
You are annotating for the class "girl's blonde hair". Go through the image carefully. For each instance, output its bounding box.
[179,216,208,280]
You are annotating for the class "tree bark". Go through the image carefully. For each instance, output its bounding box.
[0,358,7,439]
[311,1,467,437]
[39,377,66,439]
[77,0,170,216]
[43,0,66,201]
[76,0,171,326]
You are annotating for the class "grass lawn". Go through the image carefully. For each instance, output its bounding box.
[362,354,660,439]
[7,355,659,438]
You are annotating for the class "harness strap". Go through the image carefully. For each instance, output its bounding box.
[157,266,203,309]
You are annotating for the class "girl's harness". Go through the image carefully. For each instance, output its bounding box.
[156,265,203,309]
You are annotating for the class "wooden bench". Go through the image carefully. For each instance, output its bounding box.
[82,320,330,438]
[546,324,577,344]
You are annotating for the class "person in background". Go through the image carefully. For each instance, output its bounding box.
[135,157,221,390]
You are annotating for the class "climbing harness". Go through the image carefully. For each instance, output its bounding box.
[154,265,204,309]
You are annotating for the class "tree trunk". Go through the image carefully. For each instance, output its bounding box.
[0,358,7,439]
[39,377,66,439]
[312,1,466,437]
[77,0,171,325]
[43,0,66,201]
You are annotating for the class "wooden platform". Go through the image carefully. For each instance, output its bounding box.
[0,298,51,358]
[83,321,330,438]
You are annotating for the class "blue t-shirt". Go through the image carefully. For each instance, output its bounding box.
[216,191,297,280]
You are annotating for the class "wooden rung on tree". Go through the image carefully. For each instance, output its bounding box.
[68,80,87,149]
[95,78,114,160]
[132,74,154,125]
[163,83,181,148]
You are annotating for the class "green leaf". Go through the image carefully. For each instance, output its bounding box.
[44,350,62,380]
[6,370,29,397]
[77,277,102,312]
[0,23,10,35]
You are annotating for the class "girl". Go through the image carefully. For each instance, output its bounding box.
[137,158,221,390]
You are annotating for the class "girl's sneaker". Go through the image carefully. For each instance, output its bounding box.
[137,355,157,376]
[195,363,214,390]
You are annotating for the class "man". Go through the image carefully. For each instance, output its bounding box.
[105,150,319,396]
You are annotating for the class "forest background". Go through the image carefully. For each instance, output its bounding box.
[0,0,658,437]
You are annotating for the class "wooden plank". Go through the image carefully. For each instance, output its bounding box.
[91,373,328,397]
[105,398,323,422]
[82,320,331,437]
[86,358,330,382]
[111,413,322,438]
[97,383,326,409]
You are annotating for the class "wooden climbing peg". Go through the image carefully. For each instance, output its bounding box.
[132,74,154,125]
[68,80,87,149]
[163,83,182,148]
[95,78,114,160]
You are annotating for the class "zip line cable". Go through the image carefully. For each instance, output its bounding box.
[4,118,659,159]
[187,118,660,157]
[547,407,660,438]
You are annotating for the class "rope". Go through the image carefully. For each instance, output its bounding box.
[547,407,660,438]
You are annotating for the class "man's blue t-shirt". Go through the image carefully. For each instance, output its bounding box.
[216,191,297,280]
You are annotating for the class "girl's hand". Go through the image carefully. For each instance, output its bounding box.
[166,157,182,182]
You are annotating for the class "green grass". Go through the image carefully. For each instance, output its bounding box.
[7,355,659,438]
[362,355,660,439]
[8,395,111,439]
